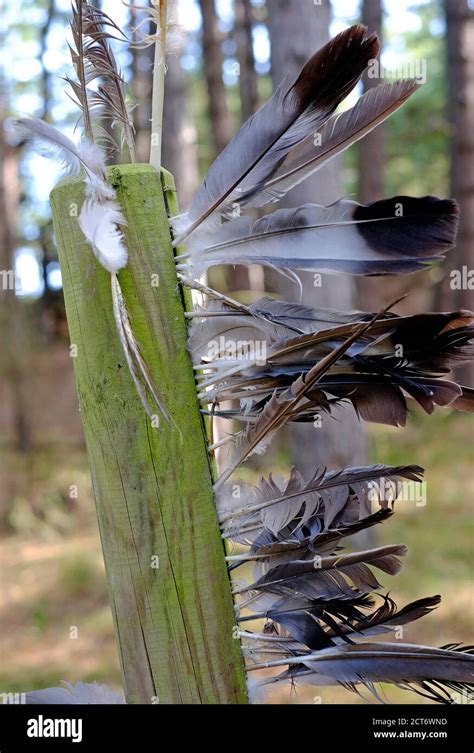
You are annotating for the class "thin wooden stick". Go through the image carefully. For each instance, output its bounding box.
[150,0,167,169]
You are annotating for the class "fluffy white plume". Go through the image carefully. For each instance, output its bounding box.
[13,117,126,271]
[79,199,128,273]
[13,117,112,199]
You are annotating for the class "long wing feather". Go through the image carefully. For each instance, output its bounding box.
[66,0,93,141]
[182,196,459,277]
[174,25,379,244]
[253,642,474,701]
[238,79,420,208]
[81,2,136,160]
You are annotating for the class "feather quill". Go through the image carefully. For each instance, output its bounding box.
[150,0,169,169]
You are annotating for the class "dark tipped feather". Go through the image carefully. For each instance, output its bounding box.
[267,594,441,652]
[239,79,419,208]
[175,25,379,243]
[183,196,459,278]
[354,196,459,256]
[327,594,441,643]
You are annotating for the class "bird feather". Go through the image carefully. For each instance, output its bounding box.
[183,196,459,278]
[174,25,379,244]
[238,79,420,208]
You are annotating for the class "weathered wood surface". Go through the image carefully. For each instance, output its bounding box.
[50,164,247,704]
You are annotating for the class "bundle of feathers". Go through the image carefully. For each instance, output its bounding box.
[177,24,474,703]
[13,6,473,704]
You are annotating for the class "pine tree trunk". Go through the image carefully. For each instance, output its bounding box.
[357,0,385,312]
[198,0,233,156]
[358,0,384,203]
[162,14,199,210]
[266,0,368,470]
[235,0,259,122]
[434,0,474,385]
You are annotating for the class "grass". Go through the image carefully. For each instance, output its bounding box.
[0,409,472,704]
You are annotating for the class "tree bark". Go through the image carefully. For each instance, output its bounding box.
[266,0,367,470]
[436,0,474,385]
[198,0,233,156]
[162,27,199,209]
[357,0,385,312]
[358,0,384,203]
[130,8,154,163]
[234,0,259,122]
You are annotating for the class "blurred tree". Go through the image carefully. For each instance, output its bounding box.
[435,3,474,339]
[198,0,233,156]
[130,6,154,162]
[162,5,198,209]
[225,1,262,300]
[357,0,384,312]
[37,0,65,328]
[0,84,30,529]
[266,0,367,469]
[358,0,384,202]
[350,1,451,313]
[436,0,474,385]
[39,0,55,120]
[234,0,259,122]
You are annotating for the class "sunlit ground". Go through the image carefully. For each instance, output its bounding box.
[0,409,472,704]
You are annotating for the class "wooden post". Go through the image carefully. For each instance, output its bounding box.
[50,164,248,704]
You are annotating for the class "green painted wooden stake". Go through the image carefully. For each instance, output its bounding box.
[50,164,248,704]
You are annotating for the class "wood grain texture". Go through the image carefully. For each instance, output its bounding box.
[50,164,248,704]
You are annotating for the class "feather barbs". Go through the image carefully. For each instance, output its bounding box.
[78,199,127,273]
